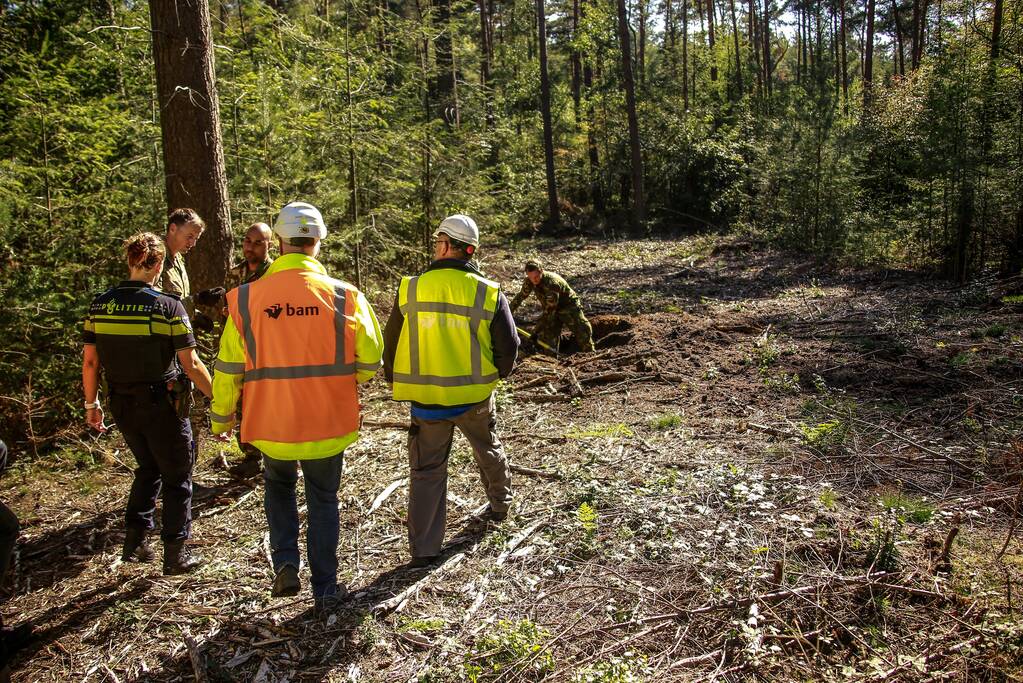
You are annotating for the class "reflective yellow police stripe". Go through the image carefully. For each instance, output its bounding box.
[239,283,357,382]
[92,318,152,335]
[395,277,497,386]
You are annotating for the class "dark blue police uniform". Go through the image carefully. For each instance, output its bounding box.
[83,282,196,543]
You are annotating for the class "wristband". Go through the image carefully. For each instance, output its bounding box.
[84,400,101,410]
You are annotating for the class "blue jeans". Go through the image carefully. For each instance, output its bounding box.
[262,453,344,598]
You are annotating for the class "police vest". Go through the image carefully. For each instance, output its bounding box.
[226,269,359,443]
[392,268,501,406]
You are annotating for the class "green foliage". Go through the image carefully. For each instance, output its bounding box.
[566,423,634,439]
[648,412,683,430]
[465,619,554,682]
[866,510,904,572]
[800,420,849,452]
[574,653,652,682]
[879,491,935,524]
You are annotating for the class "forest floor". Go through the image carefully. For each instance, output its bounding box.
[5,234,1023,682]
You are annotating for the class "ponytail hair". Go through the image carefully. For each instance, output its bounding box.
[125,231,166,271]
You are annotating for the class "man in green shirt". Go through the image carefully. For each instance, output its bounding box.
[224,222,273,292]
[159,208,205,314]
[510,259,595,353]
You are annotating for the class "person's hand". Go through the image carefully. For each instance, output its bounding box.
[192,311,215,333]
[212,431,234,443]
[86,407,107,433]
[195,287,226,307]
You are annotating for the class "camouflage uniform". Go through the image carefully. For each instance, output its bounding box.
[159,250,191,315]
[223,257,271,467]
[510,271,595,352]
[224,257,271,294]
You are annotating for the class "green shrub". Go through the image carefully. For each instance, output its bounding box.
[465,619,554,682]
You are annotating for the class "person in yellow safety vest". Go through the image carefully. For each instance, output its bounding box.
[209,201,384,611]
[382,214,520,568]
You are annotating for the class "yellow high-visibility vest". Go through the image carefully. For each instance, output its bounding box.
[392,267,501,406]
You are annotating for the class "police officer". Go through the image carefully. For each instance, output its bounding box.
[509,259,595,353]
[382,215,519,567]
[82,232,214,575]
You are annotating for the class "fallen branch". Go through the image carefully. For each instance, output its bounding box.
[362,420,409,430]
[367,478,407,516]
[372,552,467,614]
[184,635,208,683]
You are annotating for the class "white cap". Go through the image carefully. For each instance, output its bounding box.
[433,214,480,248]
[274,201,327,239]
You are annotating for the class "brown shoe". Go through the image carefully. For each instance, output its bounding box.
[121,527,156,563]
[163,541,202,575]
[271,564,301,597]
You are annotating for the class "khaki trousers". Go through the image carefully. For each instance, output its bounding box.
[407,395,512,558]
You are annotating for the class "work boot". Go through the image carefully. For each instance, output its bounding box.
[483,506,508,523]
[314,585,349,615]
[121,527,155,563]
[163,541,202,576]
[271,564,301,597]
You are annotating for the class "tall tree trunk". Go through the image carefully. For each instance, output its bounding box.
[863,0,876,107]
[667,0,676,78]
[683,0,690,108]
[537,0,560,227]
[571,0,582,124]
[345,0,360,287]
[434,0,457,125]
[749,0,762,96]
[840,0,848,111]
[796,4,802,85]
[728,0,743,97]
[639,0,647,86]
[763,0,772,97]
[707,0,717,80]
[616,0,646,227]
[892,0,905,76]
[909,0,921,68]
[149,0,232,290]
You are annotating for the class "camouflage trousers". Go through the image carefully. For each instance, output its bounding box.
[533,305,595,353]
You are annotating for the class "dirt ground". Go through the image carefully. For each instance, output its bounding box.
[4,235,1023,682]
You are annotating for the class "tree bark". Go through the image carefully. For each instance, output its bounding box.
[683,0,690,108]
[863,0,875,107]
[728,0,742,97]
[840,0,848,111]
[707,0,717,80]
[149,0,232,291]
[616,0,646,227]
[537,0,560,227]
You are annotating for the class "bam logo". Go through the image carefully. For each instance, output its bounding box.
[264,303,320,319]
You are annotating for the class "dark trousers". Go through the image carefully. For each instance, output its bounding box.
[0,440,18,582]
[109,392,194,542]
[263,453,344,598]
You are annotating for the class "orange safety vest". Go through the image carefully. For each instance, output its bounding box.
[226,269,358,444]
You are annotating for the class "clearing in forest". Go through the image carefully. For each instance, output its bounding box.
[4,235,1023,681]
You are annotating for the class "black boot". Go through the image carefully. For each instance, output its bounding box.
[163,541,202,576]
[121,527,155,563]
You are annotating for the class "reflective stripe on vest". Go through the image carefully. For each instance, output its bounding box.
[236,282,355,382]
[393,276,499,387]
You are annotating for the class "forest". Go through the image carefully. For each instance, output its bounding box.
[1,0,1023,677]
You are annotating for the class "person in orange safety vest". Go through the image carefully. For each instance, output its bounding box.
[210,201,384,611]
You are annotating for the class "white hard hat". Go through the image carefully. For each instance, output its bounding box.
[433,214,480,248]
[274,201,327,239]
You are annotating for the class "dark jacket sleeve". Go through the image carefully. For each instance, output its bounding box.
[490,291,520,379]
[382,292,404,382]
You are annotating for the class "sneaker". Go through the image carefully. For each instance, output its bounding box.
[407,555,439,568]
[271,564,301,597]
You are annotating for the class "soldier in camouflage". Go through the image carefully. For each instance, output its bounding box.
[510,259,595,353]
